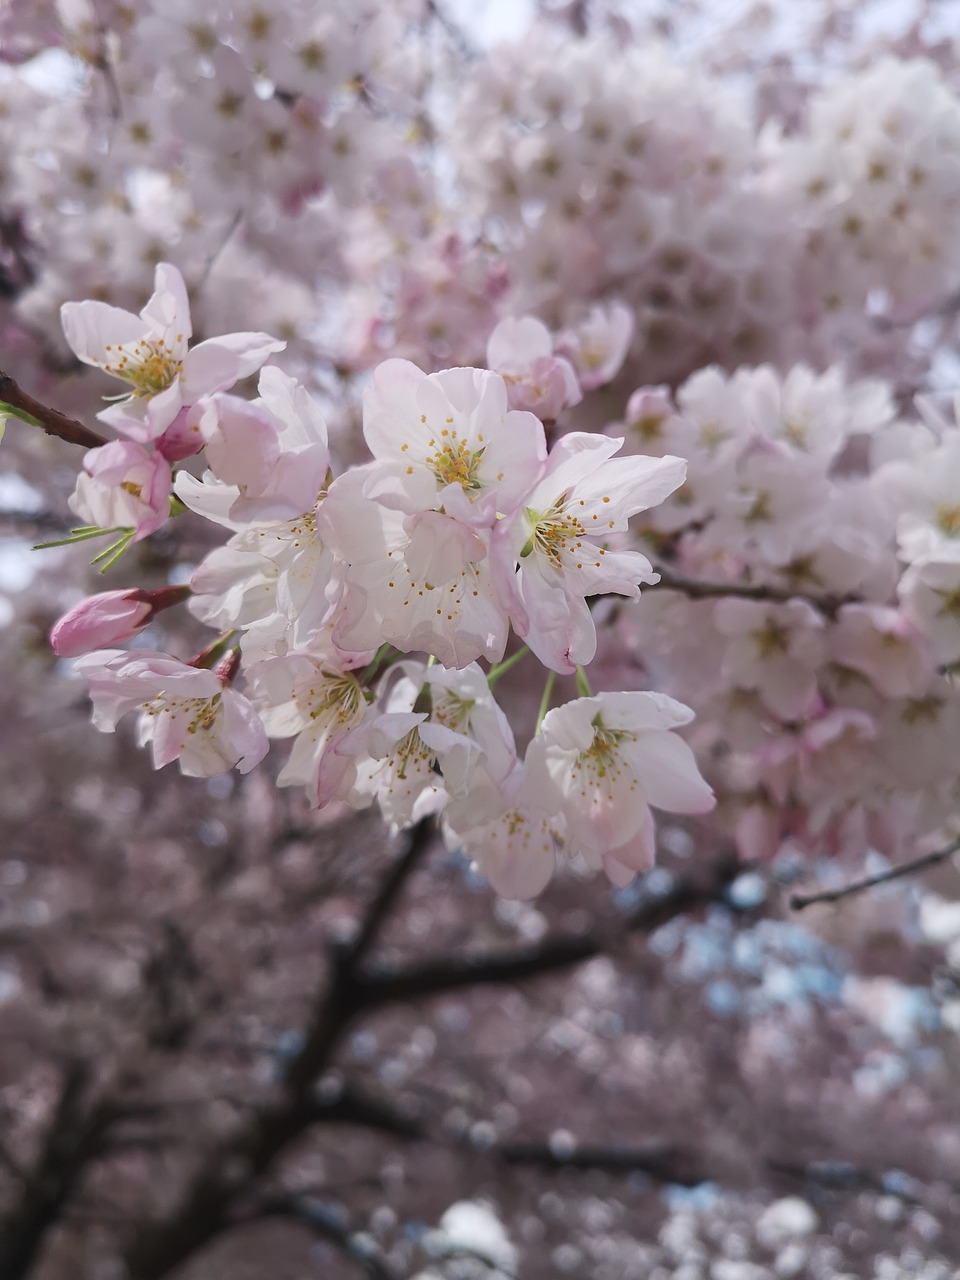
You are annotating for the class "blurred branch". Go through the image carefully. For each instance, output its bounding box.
[789,837,960,911]
[0,508,65,535]
[650,564,848,616]
[122,846,747,1280]
[250,1193,396,1279]
[0,1061,111,1280]
[357,857,745,1008]
[0,371,107,450]
[424,0,479,59]
[497,1138,705,1185]
[121,820,434,1280]
[309,1083,425,1140]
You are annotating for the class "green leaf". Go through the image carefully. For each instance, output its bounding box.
[91,529,136,572]
[33,526,124,550]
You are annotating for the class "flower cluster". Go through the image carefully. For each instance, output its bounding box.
[766,57,960,318]
[615,362,960,863]
[12,4,960,910]
[54,265,715,898]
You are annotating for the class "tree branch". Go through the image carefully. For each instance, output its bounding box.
[0,370,107,450]
[789,837,960,911]
[121,820,434,1280]
[497,1138,704,1185]
[247,1193,396,1280]
[356,857,744,1009]
[649,564,848,617]
[0,1062,112,1280]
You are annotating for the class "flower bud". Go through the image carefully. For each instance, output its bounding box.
[50,585,190,657]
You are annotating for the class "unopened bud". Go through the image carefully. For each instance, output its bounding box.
[50,584,190,657]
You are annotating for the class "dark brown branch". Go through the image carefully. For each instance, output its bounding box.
[122,821,434,1280]
[0,370,107,450]
[789,838,960,911]
[497,1139,704,1185]
[356,858,744,1009]
[650,564,848,617]
[0,1062,111,1280]
[308,1083,424,1140]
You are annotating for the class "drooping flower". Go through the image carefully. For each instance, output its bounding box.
[73,649,268,777]
[69,440,173,542]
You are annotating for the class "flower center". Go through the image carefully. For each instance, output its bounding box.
[142,691,222,734]
[426,428,485,492]
[934,503,960,538]
[305,673,366,725]
[578,718,635,781]
[522,500,586,568]
[103,338,183,397]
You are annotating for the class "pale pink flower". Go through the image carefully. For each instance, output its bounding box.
[898,554,960,665]
[61,262,285,440]
[555,302,634,390]
[320,467,509,670]
[424,662,519,829]
[492,433,686,673]
[486,315,581,419]
[714,597,825,720]
[829,603,933,697]
[250,652,372,807]
[69,440,172,541]
[72,650,268,777]
[448,796,562,900]
[318,665,482,827]
[360,358,547,524]
[524,691,714,869]
[51,585,190,657]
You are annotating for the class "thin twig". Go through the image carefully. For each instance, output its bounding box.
[789,838,960,912]
[0,371,107,450]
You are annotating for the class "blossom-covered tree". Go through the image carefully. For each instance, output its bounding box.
[2,1,960,1277]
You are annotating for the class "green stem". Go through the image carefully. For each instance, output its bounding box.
[486,644,530,686]
[535,670,557,733]
[575,665,593,698]
[358,643,395,687]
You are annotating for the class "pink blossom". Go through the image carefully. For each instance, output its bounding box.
[360,359,547,525]
[492,433,686,673]
[50,585,190,657]
[73,649,268,777]
[524,691,715,874]
[69,440,173,541]
[61,262,285,441]
[555,302,634,390]
[485,316,581,419]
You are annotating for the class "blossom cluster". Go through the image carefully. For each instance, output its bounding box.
[9,3,960,907]
[51,265,715,898]
[617,363,960,863]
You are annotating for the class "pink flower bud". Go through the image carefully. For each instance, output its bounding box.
[50,585,190,657]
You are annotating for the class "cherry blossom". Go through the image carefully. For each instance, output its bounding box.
[60,262,285,440]
[73,649,268,777]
